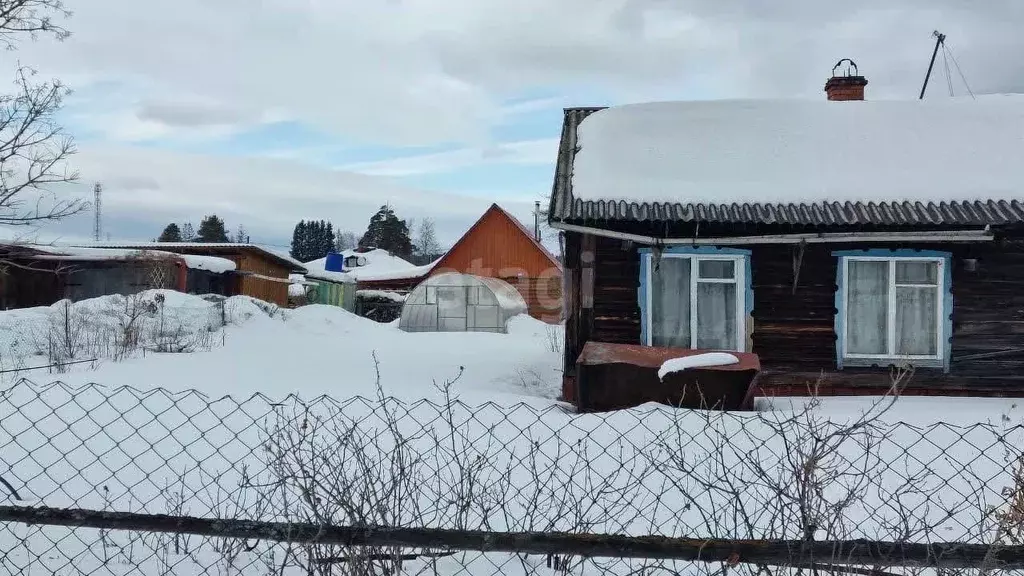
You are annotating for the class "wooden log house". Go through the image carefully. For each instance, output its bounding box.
[549,65,1024,402]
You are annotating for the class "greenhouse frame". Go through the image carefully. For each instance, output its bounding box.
[399,272,528,333]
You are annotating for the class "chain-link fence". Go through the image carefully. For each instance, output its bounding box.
[3,379,1024,576]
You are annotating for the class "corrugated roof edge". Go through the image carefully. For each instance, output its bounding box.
[547,106,1024,228]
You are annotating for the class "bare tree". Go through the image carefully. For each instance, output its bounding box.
[0,0,79,235]
[0,1,69,45]
[415,217,442,260]
[334,230,358,253]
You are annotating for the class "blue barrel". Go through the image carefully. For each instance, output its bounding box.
[324,252,344,272]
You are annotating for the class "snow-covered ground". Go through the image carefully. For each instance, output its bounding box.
[2,291,1023,576]
[0,290,563,403]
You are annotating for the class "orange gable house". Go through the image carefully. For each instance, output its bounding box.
[358,204,563,323]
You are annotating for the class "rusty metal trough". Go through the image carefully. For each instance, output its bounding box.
[574,342,761,412]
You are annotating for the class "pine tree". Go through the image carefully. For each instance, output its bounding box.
[359,205,413,257]
[196,215,229,243]
[158,223,182,243]
[290,220,308,261]
[323,222,334,258]
[181,222,196,242]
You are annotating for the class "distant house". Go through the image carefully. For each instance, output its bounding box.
[0,245,237,309]
[357,204,564,323]
[302,248,420,317]
[75,243,306,306]
[549,65,1024,403]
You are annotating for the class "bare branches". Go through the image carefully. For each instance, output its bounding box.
[0,65,80,227]
[1,373,1023,576]
[0,0,70,47]
[0,0,77,245]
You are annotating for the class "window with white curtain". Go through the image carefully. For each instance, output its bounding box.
[644,253,747,352]
[841,256,946,363]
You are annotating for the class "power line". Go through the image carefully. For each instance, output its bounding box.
[941,45,955,97]
[943,42,976,99]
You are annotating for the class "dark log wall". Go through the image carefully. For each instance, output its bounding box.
[563,233,1024,398]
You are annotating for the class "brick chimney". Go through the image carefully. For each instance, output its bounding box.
[825,58,867,101]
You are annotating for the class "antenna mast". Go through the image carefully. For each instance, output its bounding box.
[534,201,541,242]
[93,182,103,241]
[919,30,946,99]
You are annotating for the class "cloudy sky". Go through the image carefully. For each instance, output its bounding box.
[7,0,1024,250]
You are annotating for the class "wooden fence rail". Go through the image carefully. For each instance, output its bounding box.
[0,505,1020,570]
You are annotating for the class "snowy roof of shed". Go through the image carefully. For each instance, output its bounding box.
[549,95,1024,227]
[76,242,305,272]
[2,245,234,272]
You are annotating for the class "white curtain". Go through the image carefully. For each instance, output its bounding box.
[847,261,888,355]
[652,257,690,347]
[696,283,736,350]
[896,287,937,355]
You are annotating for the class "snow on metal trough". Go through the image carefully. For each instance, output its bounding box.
[573,342,760,412]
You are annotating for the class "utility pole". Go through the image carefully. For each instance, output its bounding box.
[534,201,541,242]
[919,31,946,100]
[93,182,103,242]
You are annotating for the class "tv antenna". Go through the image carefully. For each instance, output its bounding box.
[919,31,974,100]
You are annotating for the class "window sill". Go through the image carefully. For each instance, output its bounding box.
[841,357,945,370]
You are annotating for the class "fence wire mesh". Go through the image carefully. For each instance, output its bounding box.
[2,379,1024,576]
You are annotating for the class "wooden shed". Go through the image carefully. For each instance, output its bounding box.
[428,204,562,323]
[355,205,563,323]
[79,243,306,306]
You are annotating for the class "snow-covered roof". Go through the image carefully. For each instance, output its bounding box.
[304,249,426,282]
[551,96,1024,226]
[304,270,356,284]
[77,242,306,272]
[178,254,236,273]
[356,258,439,282]
[9,245,238,273]
[355,289,407,302]
[573,95,1024,205]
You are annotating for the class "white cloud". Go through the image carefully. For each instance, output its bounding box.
[338,138,558,177]
[44,143,541,247]
[18,0,1022,151]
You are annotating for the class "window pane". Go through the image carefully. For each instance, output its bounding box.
[698,260,734,280]
[847,260,888,355]
[696,282,737,350]
[651,257,691,347]
[895,286,938,356]
[896,261,938,285]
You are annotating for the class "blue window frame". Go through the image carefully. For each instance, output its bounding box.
[638,246,753,352]
[834,249,953,370]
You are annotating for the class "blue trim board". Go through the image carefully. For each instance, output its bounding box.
[638,253,650,344]
[832,249,953,371]
[637,246,753,347]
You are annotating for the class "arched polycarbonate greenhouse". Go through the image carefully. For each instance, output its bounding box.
[399,272,528,333]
